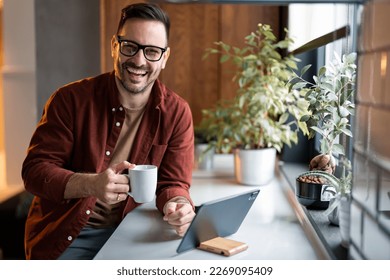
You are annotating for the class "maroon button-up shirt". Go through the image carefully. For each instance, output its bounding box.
[22,72,194,259]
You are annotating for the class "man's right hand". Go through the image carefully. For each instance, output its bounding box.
[64,161,135,204]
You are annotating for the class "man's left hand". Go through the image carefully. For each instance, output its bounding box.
[163,197,195,236]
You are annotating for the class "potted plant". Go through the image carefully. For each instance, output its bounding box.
[199,23,310,185]
[291,52,357,210]
[296,158,352,248]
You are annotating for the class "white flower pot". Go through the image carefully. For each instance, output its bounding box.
[234,148,276,185]
[194,144,214,170]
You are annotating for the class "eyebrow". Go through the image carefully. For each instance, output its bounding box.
[117,35,167,49]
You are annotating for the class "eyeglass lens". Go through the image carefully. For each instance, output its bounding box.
[120,41,164,61]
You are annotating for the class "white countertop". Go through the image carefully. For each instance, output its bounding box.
[94,154,318,260]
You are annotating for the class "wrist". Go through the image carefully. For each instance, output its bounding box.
[169,196,190,204]
[64,173,96,199]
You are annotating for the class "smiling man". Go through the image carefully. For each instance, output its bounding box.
[22,3,195,260]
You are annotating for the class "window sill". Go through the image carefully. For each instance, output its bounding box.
[280,162,348,260]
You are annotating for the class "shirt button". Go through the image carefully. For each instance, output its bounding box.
[67,236,73,241]
[86,210,91,215]
[116,122,121,127]
[119,107,123,111]
[112,108,116,112]
[106,151,111,156]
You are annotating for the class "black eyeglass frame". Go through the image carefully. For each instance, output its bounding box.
[116,35,167,62]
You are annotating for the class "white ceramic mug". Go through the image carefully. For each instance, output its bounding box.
[127,165,157,203]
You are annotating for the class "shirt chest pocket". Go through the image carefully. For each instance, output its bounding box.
[148,144,167,167]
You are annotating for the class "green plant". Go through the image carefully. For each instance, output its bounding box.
[297,156,352,196]
[297,156,352,215]
[291,52,357,173]
[199,23,309,154]
[194,126,210,145]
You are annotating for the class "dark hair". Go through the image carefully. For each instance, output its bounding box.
[116,3,170,41]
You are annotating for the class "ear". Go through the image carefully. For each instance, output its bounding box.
[111,36,117,58]
[161,47,170,69]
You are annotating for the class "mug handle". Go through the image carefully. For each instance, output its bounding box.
[127,174,133,197]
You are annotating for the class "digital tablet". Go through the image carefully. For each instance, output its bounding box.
[176,189,260,254]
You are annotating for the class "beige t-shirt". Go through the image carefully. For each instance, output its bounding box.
[87,105,146,228]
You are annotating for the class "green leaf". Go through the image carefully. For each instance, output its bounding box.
[335,79,342,94]
[233,56,242,66]
[310,126,325,136]
[278,112,289,124]
[344,52,357,64]
[339,106,350,117]
[263,30,277,41]
[221,43,231,52]
[238,95,245,109]
[333,144,345,155]
[322,83,334,93]
[220,54,230,63]
[290,132,298,144]
[300,64,312,76]
[340,128,353,137]
[243,54,258,61]
[297,99,309,109]
[298,121,309,136]
[300,115,311,122]
[304,89,314,99]
[292,82,308,90]
[320,139,329,154]
[318,66,327,76]
[275,41,290,49]
[233,47,241,55]
[285,60,297,69]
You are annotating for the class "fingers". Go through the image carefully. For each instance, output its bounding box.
[111,161,136,174]
[175,223,191,237]
[109,180,131,203]
[107,161,135,190]
[112,192,127,204]
[109,161,134,189]
[163,201,177,216]
[94,161,135,204]
[112,170,130,184]
[163,202,195,236]
[163,203,194,223]
[104,177,129,194]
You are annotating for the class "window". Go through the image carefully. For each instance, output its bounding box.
[288,3,359,161]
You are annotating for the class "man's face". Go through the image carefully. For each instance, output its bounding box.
[112,19,170,95]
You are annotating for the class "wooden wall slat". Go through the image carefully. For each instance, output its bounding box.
[158,4,219,125]
[100,1,282,125]
[219,5,282,102]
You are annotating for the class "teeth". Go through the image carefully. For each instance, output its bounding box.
[127,67,147,75]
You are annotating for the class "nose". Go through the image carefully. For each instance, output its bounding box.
[131,49,147,65]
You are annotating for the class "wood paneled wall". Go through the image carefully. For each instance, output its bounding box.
[100,0,283,125]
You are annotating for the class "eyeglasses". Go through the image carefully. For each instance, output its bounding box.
[116,35,167,62]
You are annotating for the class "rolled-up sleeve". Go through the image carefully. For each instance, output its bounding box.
[22,90,75,203]
[155,101,194,212]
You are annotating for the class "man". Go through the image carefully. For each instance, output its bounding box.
[22,3,195,260]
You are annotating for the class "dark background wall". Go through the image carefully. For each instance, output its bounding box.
[35,0,101,118]
[0,0,100,259]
